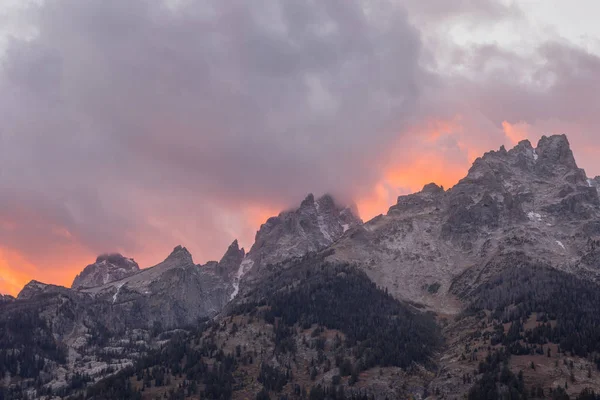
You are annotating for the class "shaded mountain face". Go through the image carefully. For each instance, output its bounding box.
[71,253,140,289]
[86,257,444,400]
[328,135,600,313]
[79,245,233,328]
[17,280,73,301]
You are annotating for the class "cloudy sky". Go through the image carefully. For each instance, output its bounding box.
[1,0,600,295]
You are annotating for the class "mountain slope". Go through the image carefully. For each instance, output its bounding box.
[84,257,442,400]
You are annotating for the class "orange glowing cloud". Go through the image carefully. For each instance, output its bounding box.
[356,183,394,221]
[0,200,286,297]
[502,121,538,145]
[0,248,37,296]
[0,240,95,297]
[356,159,469,221]
[356,117,474,220]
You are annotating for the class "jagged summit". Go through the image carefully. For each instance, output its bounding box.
[72,253,140,290]
[389,135,583,220]
[234,193,361,291]
[248,193,361,267]
[165,245,194,264]
[300,193,316,208]
[471,135,581,176]
[221,239,244,257]
[95,253,136,264]
[330,133,600,313]
[536,134,577,168]
[217,239,245,278]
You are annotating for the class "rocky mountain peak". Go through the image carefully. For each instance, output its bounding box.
[95,253,127,264]
[72,253,140,290]
[512,138,534,152]
[316,193,335,208]
[218,239,245,277]
[536,134,577,169]
[241,193,361,281]
[331,133,600,314]
[300,193,316,208]
[166,245,194,264]
[222,239,243,256]
[459,134,586,189]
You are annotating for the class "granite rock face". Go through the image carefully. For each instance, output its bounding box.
[235,193,362,292]
[71,253,140,289]
[250,193,361,267]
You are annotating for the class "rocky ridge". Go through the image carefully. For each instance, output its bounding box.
[327,135,600,313]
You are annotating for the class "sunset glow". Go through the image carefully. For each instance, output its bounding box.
[1,0,600,297]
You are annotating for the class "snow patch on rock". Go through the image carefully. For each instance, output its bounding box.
[112,283,125,304]
[230,258,254,300]
[314,200,333,242]
[527,211,542,222]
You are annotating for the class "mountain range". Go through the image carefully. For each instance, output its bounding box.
[2,135,600,400]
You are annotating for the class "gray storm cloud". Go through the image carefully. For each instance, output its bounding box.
[0,0,425,264]
[0,0,600,285]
